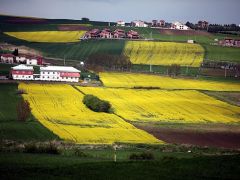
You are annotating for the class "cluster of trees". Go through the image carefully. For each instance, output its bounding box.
[185,22,240,33]
[85,54,132,72]
[83,94,111,113]
[208,24,240,33]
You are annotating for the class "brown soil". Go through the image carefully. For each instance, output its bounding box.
[136,124,240,149]
[0,43,42,56]
[203,91,240,106]
[159,29,212,36]
[200,68,239,77]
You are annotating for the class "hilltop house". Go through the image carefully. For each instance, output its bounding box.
[152,20,165,27]
[117,20,125,27]
[198,20,209,29]
[131,20,148,27]
[171,22,189,30]
[11,64,34,80]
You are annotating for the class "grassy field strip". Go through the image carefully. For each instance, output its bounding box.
[0,83,57,141]
[100,72,240,91]
[19,83,161,144]
[78,87,240,124]
[124,41,204,67]
[4,31,86,42]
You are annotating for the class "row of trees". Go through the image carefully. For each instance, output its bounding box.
[85,54,132,72]
[185,22,240,33]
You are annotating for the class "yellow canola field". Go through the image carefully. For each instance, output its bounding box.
[78,87,240,124]
[100,72,240,91]
[4,31,86,43]
[124,41,204,67]
[19,83,160,144]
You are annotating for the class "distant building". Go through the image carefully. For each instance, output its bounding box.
[40,66,80,82]
[158,20,165,27]
[152,20,158,27]
[84,29,100,38]
[218,38,240,47]
[113,29,126,38]
[198,20,209,29]
[171,22,190,30]
[131,20,148,27]
[11,64,34,80]
[0,54,15,64]
[99,28,112,38]
[127,30,140,39]
[187,40,195,44]
[117,20,125,27]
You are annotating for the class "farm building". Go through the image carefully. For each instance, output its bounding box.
[171,22,190,30]
[40,66,80,82]
[117,20,125,27]
[218,38,240,47]
[0,54,15,64]
[131,20,148,27]
[11,64,34,80]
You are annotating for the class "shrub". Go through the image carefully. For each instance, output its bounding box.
[24,142,60,154]
[74,149,88,157]
[168,64,181,76]
[83,94,111,113]
[129,152,154,160]
[16,99,31,122]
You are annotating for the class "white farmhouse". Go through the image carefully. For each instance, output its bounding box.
[11,64,34,80]
[131,20,148,27]
[172,21,189,30]
[0,54,15,64]
[16,56,26,63]
[117,20,125,27]
[40,66,80,82]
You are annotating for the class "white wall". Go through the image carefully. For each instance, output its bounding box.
[40,71,79,82]
[12,75,34,80]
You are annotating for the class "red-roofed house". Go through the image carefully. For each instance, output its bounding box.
[127,30,140,39]
[0,54,15,64]
[11,64,34,80]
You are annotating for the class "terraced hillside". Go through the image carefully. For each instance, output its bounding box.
[124,41,204,67]
[19,83,160,144]
[4,31,86,43]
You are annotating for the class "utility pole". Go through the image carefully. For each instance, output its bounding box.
[224,66,227,78]
[186,65,189,75]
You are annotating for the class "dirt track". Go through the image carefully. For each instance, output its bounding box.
[136,124,240,149]
[159,29,212,36]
